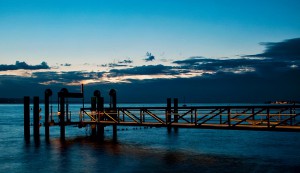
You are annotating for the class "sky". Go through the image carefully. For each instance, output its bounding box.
[0,0,300,103]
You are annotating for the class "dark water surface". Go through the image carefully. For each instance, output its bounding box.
[1,104,300,173]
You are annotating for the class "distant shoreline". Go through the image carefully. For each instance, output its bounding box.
[0,98,86,104]
[1,98,298,105]
[0,98,167,104]
[0,98,24,104]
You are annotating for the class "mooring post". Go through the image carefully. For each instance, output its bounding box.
[227,107,231,127]
[98,97,105,139]
[174,98,178,132]
[60,96,65,141]
[267,108,270,128]
[45,89,52,141]
[167,98,172,132]
[109,89,117,141]
[24,96,30,142]
[94,90,104,140]
[91,96,97,137]
[33,96,40,142]
[110,89,117,109]
[59,88,68,141]
[66,98,69,123]
[81,83,85,110]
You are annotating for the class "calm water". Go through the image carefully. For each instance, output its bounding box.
[1,104,300,173]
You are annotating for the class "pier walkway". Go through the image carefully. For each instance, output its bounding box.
[23,87,300,142]
[74,105,300,132]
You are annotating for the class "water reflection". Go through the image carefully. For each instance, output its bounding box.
[32,137,254,172]
[12,134,300,173]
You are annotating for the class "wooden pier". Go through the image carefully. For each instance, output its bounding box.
[23,87,300,142]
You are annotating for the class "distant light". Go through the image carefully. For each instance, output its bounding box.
[290,64,298,68]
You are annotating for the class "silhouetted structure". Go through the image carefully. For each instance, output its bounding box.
[44,89,52,141]
[24,87,300,141]
[33,97,40,143]
[23,96,30,142]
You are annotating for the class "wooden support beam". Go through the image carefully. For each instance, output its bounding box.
[198,109,226,125]
[33,96,40,143]
[223,108,251,124]
[197,109,219,123]
[166,98,172,132]
[109,89,117,141]
[233,108,266,126]
[172,109,193,123]
[59,95,65,141]
[24,96,30,142]
[174,98,178,132]
[267,108,270,128]
[91,97,97,137]
[97,96,104,140]
[45,89,52,142]
[228,108,231,127]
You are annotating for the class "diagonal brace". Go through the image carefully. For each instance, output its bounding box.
[233,108,265,126]
[198,109,226,125]
[272,113,300,127]
[143,109,165,124]
[170,109,194,124]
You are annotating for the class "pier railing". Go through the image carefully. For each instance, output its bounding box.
[72,105,300,131]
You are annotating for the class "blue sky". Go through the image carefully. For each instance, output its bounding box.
[0,0,300,102]
[1,0,299,65]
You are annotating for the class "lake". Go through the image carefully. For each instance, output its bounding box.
[0,104,300,172]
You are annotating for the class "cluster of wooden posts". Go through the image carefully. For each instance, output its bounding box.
[24,86,118,142]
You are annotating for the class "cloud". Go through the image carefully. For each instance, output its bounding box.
[0,61,50,71]
[173,57,256,73]
[108,63,128,68]
[90,68,300,103]
[107,54,295,82]
[1,38,299,102]
[101,59,133,68]
[1,65,300,103]
[31,71,103,85]
[244,38,300,60]
[108,64,179,77]
[118,59,133,64]
[173,56,208,66]
[100,63,128,68]
[64,63,72,66]
[1,59,300,103]
[144,52,155,62]
[173,55,296,75]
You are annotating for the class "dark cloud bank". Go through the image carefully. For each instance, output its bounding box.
[245,38,300,60]
[0,61,49,71]
[1,38,300,103]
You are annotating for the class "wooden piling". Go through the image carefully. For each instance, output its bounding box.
[174,98,178,132]
[227,108,231,127]
[97,97,104,139]
[59,95,65,141]
[167,98,171,132]
[24,96,30,142]
[33,96,40,142]
[109,89,117,141]
[267,108,270,128]
[91,97,97,136]
[110,89,117,109]
[45,95,49,141]
[45,89,52,141]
